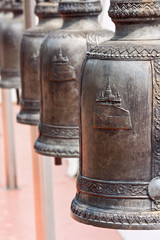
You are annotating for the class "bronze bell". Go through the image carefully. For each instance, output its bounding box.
[16,0,63,126]
[34,0,113,159]
[0,0,24,89]
[71,0,160,230]
[0,1,13,70]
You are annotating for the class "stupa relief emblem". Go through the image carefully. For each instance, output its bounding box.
[30,53,39,71]
[94,78,132,130]
[49,47,76,82]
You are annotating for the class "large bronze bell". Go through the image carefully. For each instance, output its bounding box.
[34,0,113,159]
[0,0,24,89]
[17,0,62,126]
[71,0,160,230]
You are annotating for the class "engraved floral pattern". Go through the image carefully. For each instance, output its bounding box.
[39,123,79,139]
[88,44,160,60]
[71,199,160,227]
[58,1,102,14]
[109,2,160,19]
[78,176,148,198]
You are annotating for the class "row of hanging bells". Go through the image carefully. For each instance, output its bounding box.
[1,0,160,230]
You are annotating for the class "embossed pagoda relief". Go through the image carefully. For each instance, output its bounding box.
[49,47,76,82]
[30,52,39,71]
[94,77,132,130]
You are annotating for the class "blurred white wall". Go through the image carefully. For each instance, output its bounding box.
[99,0,115,31]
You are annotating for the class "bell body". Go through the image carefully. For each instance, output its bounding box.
[71,0,160,230]
[0,9,24,89]
[0,2,13,71]
[34,1,113,158]
[17,4,63,125]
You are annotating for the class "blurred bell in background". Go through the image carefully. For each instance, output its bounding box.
[34,0,113,167]
[0,0,24,89]
[17,0,62,125]
[0,0,13,71]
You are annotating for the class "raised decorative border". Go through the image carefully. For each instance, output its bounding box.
[39,123,79,139]
[35,3,59,18]
[152,59,160,177]
[58,1,101,15]
[0,79,20,89]
[34,140,79,157]
[20,99,40,110]
[48,30,111,45]
[109,2,160,19]
[16,112,40,126]
[71,198,160,228]
[24,27,55,37]
[77,175,149,198]
[87,43,160,60]
[1,69,19,78]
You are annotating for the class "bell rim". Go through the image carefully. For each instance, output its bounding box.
[16,112,40,126]
[71,198,160,230]
[34,139,79,158]
[0,79,20,89]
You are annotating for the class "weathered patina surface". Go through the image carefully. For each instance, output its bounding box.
[34,0,113,158]
[0,0,24,89]
[17,0,62,125]
[71,0,160,230]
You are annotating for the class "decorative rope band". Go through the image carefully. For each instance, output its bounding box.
[39,123,79,139]
[1,69,20,78]
[20,99,40,110]
[77,175,149,198]
[71,198,160,228]
[35,3,59,18]
[87,42,160,60]
[109,1,160,20]
[58,1,102,16]
[34,139,79,157]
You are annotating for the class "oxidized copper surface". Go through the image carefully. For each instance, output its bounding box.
[71,0,160,230]
[0,0,24,89]
[16,0,62,126]
[34,0,113,158]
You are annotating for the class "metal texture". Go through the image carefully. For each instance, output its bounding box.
[0,0,24,89]
[0,1,13,71]
[34,0,113,158]
[1,89,17,189]
[71,0,160,230]
[17,0,62,126]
